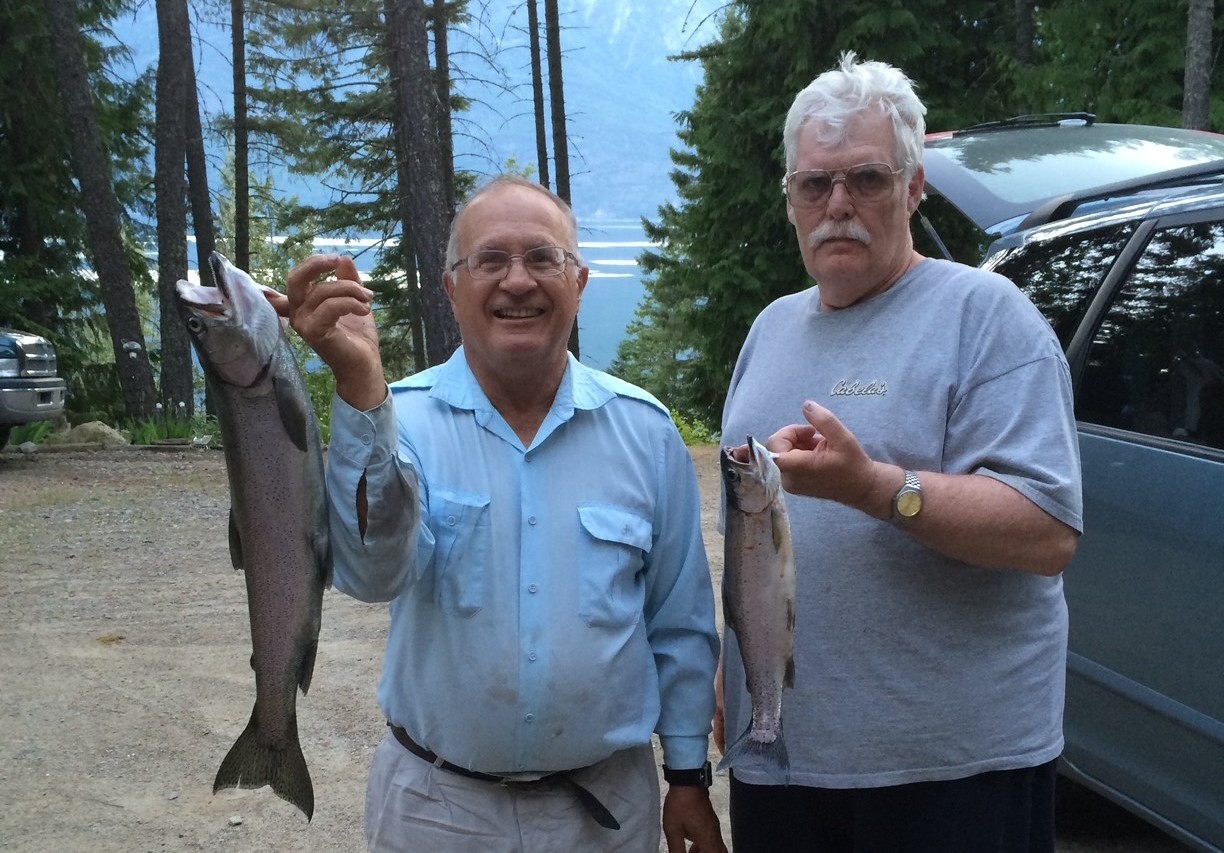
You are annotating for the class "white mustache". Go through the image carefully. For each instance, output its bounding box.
[807,221,872,248]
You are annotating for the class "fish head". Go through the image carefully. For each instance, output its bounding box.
[175,252,284,388]
[721,435,782,514]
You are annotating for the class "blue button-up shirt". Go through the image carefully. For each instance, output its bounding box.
[326,348,719,774]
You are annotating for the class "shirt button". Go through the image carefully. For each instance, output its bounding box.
[524,714,535,723]
[360,433,372,446]
[527,516,537,526]
[528,584,538,593]
[447,515,457,526]
[528,652,538,661]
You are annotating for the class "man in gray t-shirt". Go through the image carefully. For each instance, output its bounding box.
[717,53,1082,853]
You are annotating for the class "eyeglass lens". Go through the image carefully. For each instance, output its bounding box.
[788,164,897,207]
[466,246,569,278]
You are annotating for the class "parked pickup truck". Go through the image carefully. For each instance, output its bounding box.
[0,327,67,449]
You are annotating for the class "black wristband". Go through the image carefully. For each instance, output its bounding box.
[662,760,713,788]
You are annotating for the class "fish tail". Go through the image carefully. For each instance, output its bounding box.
[716,721,789,775]
[213,707,315,821]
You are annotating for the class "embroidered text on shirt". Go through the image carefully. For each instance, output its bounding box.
[831,379,888,397]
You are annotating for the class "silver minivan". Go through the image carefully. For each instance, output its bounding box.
[922,117,1224,853]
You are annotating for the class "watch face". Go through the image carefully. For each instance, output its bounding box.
[897,490,922,518]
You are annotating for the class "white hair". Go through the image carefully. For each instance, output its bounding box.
[783,52,927,176]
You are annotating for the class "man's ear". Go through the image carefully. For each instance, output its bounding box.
[906,165,926,216]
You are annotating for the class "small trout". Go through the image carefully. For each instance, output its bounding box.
[719,436,796,773]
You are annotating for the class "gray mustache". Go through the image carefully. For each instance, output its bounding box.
[807,221,872,248]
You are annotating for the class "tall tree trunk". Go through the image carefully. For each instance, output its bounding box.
[543,0,570,204]
[185,36,217,287]
[1014,0,1035,113]
[385,0,460,366]
[1184,0,1213,129]
[543,0,578,357]
[527,0,550,188]
[155,0,195,414]
[41,0,157,419]
[431,0,455,213]
[232,0,251,270]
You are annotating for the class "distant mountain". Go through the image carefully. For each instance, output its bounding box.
[111,1,721,225]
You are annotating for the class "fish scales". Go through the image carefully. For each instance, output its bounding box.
[719,436,796,775]
[176,252,331,820]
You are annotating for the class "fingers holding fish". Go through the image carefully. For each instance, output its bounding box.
[769,400,885,511]
[764,421,821,454]
[286,254,373,329]
[285,254,387,411]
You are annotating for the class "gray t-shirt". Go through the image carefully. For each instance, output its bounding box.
[720,257,1083,788]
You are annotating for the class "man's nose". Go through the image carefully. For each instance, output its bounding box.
[824,180,856,217]
[498,256,539,292]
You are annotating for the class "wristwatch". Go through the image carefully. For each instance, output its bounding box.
[662,761,713,788]
[892,469,923,521]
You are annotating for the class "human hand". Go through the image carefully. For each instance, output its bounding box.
[283,254,386,411]
[769,400,890,516]
[662,786,728,853]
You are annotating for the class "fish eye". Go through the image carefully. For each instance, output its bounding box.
[186,316,205,334]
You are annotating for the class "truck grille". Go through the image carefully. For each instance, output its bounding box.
[22,341,58,378]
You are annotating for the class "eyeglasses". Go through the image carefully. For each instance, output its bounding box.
[783,163,904,208]
[449,246,578,280]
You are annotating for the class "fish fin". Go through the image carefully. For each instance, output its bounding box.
[784,654,796,689]
[771,503,788,551]
[213,707,315,821]
[314,525,333,590]
[297,638,319,696]
[228,509,244,571]
[717,719,789,775]
[721,589,738,635]
[274,373,309,453]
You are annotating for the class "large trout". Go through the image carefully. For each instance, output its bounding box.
[719,436,796,774]
[176,252,331,820]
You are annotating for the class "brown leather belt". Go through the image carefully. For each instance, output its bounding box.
[388,723,620,830]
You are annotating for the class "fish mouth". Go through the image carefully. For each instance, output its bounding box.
[721,435,758,468]
[175,253,236,318]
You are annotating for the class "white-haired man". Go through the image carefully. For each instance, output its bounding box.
[717,54,1083,852]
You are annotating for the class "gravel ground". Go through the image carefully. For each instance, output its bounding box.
[0,445,1191,852]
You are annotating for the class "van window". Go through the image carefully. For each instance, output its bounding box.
[1076,220,1224,450]
[993,223,1134,349]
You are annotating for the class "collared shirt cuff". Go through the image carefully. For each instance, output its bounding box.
[658,735,710,771]
[328,387,395,468]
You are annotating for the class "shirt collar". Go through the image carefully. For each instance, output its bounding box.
[429,348,618,445]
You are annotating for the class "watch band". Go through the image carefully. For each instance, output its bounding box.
[662,760,713,788]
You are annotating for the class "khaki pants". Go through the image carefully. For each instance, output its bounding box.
[365,733,661,853]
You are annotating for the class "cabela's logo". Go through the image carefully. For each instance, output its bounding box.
[831,379,888,397]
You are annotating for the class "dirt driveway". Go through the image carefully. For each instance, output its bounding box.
[0,446,1190,851]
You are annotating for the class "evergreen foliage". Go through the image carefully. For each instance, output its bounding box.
[7,0,1224,434]
[0,0,154,424]
[614,0,1017,428]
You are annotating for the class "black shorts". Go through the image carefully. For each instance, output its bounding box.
[728,759,1057,853]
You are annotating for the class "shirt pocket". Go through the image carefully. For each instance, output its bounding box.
[576,504,653,629]
[430,490,492,616]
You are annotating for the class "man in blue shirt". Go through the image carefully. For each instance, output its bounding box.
[280,176,726,853]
